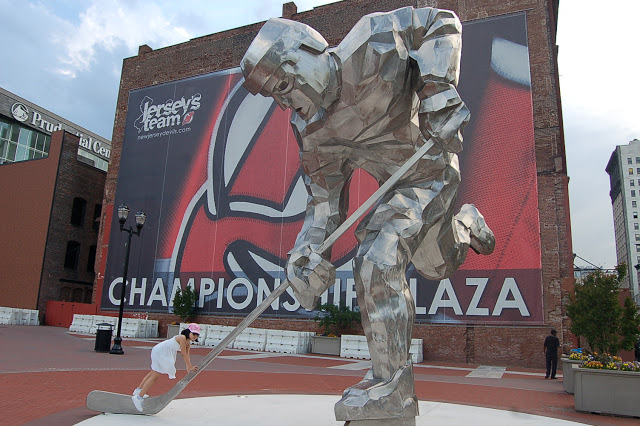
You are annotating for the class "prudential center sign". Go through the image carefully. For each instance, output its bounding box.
[10,102,110,160]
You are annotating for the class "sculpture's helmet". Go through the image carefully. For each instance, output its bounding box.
[241,18,328,96]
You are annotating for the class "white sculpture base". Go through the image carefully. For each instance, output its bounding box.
[78,394,585,425]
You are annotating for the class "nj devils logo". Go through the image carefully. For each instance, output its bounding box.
[159,78,364,315]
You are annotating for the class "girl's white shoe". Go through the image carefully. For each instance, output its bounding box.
[133,388,149,398]
[131,395,144,412]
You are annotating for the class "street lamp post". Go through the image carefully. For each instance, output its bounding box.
[110,204,146,355]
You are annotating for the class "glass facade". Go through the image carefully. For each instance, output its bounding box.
[0,117,109,171]
[77,148,108,171]
[0,118,50,164]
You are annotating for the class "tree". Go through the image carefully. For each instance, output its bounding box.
[314,302,361,336]
[172,286,198,323]
[566,263,640,354]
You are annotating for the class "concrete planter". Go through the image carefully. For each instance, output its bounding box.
[574,365,640,417]
[166,324,180,339]
[311,336,341,356]
[561,357,582,394]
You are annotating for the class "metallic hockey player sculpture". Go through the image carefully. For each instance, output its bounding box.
[241,6,495,424]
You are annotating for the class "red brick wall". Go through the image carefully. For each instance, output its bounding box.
[0,132,62,309]
[39,131,106,318]
[95,0,572,368]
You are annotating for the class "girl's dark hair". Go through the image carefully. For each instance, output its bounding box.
[181,328,198,342]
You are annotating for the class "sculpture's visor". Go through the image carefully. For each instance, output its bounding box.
[241,18,327,95]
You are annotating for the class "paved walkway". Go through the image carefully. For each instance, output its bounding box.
[0,325,636,425]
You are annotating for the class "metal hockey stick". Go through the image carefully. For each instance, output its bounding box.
[86,138,434,415]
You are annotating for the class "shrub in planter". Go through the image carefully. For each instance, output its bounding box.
[578,352,640,372]
[566,263,640,355]
[172,286,198,323]
[314,302,361,337]
[574,359,640,416]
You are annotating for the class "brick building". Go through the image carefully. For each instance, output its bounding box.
[94,0,572,367]
[0,88,109,320]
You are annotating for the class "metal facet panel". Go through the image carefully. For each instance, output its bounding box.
[242,5,495,422]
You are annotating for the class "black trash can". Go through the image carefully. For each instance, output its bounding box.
[94,323,113,352]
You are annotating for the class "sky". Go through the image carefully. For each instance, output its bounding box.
[0,0,638,270]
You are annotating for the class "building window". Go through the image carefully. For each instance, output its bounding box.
[70,197,86,226]
[0,118,50,164]
[60,287,71,301]
[92,204,102,232]
[635,223,639,230]
[87,245,97,273]
[632,190,636,197]
[64,241,81,270]
[635,212,639,219]
[629,158,634,164]
[636,157,640,164]
[632,180,635,187]
[636,234,640,242]
[629,168,634,175]
[634,201,638,208]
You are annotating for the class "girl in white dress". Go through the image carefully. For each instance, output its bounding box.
[132,323,201,411]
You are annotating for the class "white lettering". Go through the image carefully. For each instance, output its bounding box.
[257,278,281,310]
[31,111,42,126]
[492,278,530,316]
[129,277,146,305]
[186,278,196,291]
[30,111,62,133]
[199,278,215,308]
[283,286,300,311]
[109,277,124,305]
[428,278,463,315]
[227,278,253,309]
[136,94,202,134]
[333,280,340,305]
[216,278,224,309]
[465,278,489,315]
[346,278,357,309]
[409,278,427,315]
[169,278,182,307]
[147,277,167,306]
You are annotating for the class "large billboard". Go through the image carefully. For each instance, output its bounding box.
[102,12,541,324]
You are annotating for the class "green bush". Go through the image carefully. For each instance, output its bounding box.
[567,263,640,355]
[172,286,198,323]
[314,302,361,336]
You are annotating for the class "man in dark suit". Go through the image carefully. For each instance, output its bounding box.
[544,329,560,379]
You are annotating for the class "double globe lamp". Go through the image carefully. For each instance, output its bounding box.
[110,204,146,355]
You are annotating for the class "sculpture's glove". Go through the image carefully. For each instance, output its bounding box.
[286,245,336,310]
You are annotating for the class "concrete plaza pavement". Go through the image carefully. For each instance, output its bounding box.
[0,325,636,425]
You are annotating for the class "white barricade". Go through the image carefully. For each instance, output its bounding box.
[0,307,39,325]
[340,335,423,363]
[120,318,141,338]
[146,320,159,338]
[234,327,267,351]
[89,316,118,334]
[265,330,313,354]
[203,325,235,348]
[69,314,92,333]
[0,307,18,325]
[17,309,39,325]
[340,335,369,360]
[410,339,423,364]
[300,332,314,353]
[138,319,158,338]
[265,330,296,354]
